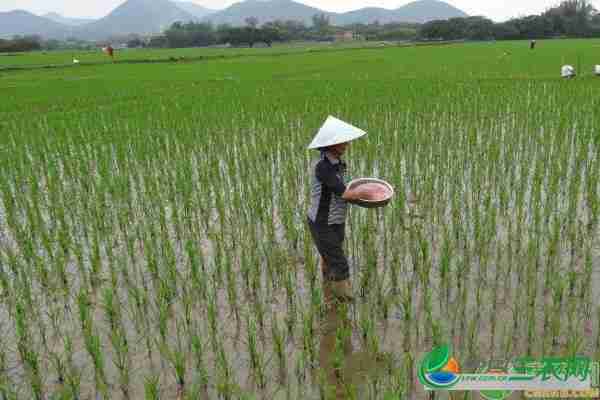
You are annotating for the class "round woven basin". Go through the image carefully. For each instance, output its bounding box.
[347,178,394,209]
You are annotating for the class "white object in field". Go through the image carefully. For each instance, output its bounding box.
[561,65,575,78]
[73,59,80,64]
[595,65,600,75]
[308,116,367,150]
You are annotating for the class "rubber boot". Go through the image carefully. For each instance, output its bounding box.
[321,258,354,303]
[329,279,354,303]
[321,258,335,306]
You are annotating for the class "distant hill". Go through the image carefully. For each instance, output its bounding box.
[206,0,468,27]
[76,0,197,40]
[174,1,215,19]
[331,7,402,26]
[394,0,468,23]
[204,0,323,26]
[0,0,468,40]
[0,10,70,39]
[42,12,95,26]
[332,0,468,25]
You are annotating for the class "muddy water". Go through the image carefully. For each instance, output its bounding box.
[1,159,599,400]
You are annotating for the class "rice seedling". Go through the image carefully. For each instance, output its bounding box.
[77,289,108,398]
[246,314,266,390]
[102,287,131,398]
[191,332,210,395]
[215,339,236,400]
[63,336,82,400]
[0,333,16,400]
[144,374,161,400]
[15,301,43,399]
[163,324,188,397]
[271,315,288,384]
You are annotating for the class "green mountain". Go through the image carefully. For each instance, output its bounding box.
[0,0,468,40]
[42,12,95,26]
[333,0,468,25]
[174,1,216,19]
[76,0,196,39]
[204,0,323,26]
[0,10,71,39]
[206,0,468,26]
[394,0,468,23]
[332,7,401,25]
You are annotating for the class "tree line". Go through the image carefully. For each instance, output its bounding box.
[0,36,42,53]
[0,35,95,53]
[156,0,600,47]
[1,0,597,52]
[152,0,599,48]
[420,0,600,40]
[147,15,419,49]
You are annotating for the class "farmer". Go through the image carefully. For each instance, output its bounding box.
[307,116,367,303]
[103,45,114,60]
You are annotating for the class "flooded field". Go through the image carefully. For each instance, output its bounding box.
[0,40,599,399]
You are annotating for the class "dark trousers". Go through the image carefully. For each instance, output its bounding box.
[307,218,349,282]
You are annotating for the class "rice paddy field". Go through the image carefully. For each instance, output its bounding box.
[0,39,599,399]
[0,41,380,69]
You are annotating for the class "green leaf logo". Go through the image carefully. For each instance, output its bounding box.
[424,345,451,373]
[419,345,460,390]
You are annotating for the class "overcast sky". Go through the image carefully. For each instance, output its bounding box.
[0,0,598,22]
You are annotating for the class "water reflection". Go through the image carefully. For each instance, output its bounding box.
[318,269,386,399]
[319,298,354,399]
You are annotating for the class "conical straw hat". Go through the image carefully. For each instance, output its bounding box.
[308,116,367,150]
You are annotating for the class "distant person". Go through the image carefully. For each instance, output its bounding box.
[103,45,114,60]
[530,40,536,50]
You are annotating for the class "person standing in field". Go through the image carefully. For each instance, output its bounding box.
[306,116,367,303]
[103,45,115,61]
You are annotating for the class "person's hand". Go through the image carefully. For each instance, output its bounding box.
[342,187,365,202]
